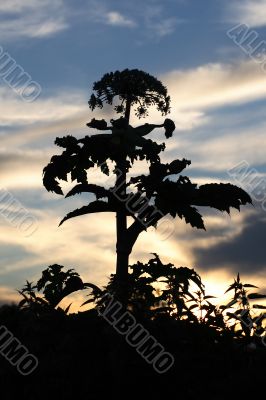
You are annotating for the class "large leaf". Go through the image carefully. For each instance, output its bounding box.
[243,284,258,288]
[59,201,115,226]
[195,183,252,212]
[177,206,205,230]
[65,184,111,199]
[248,293,266,299]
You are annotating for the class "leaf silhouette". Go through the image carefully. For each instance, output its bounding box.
[59,201,115,226]
[65,184,110,199]
[164,118,175,138]
[248,293,266,299]
[195,183,252,212]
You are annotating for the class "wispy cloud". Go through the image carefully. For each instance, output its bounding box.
[163,60,266,111]
[0,87,87,127]
[193,209,266,275]
[227,0,266,28]
[159,59,266,171]
[142,4,182,38]
[0,0,68,40]
[0,0,183,41]
[105,11,136,27]
[155,17,179,37]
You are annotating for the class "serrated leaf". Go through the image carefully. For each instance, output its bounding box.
[182,206,205,230]
[59,201,115,226]
[65,184,110,199]
[168,159,191,175]
[195,183,252,212]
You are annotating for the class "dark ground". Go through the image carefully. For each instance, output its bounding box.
[0,306,265,400]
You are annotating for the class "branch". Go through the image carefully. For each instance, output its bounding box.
[127,208,165,252]
[127,220,146,252]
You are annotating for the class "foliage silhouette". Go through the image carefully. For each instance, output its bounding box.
[18,257,266,344]
[220,273,266,341]
[13,257,266,400]
[43,69,252,304]
[18,264,99,313]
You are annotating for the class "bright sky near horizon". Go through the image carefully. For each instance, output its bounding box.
[0,0,266,309]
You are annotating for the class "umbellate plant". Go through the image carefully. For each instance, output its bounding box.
[220,273,266,340]
[43,68,252,305]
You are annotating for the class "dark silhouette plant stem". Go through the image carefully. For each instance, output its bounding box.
[115,97,131,304]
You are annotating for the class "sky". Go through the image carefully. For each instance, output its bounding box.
[0,0,266,309]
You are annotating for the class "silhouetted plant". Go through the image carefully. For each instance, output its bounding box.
[43,68,252,304]
[18,264,97,313]
[82,254,205,319]
[220,273,266,340]
[18,280,50,314]
[186,290,228,331]
[18,259,266,344]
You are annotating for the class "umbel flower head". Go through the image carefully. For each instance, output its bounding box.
[88,68,171,118]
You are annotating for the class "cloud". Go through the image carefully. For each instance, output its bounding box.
[227,0,266,28]
[155,59,266,171]
[191,209,266,276]
[155,17,179,37]
[141,4,182,38]
[0,87,87,127]
[0,0,58,13]
[0,148,51,189]
[0,1,139,41]
[105,11,135,27]
[0,0,183,42]
[0,287,19,304]
[0,0,68,40]
[162,60,266,112]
